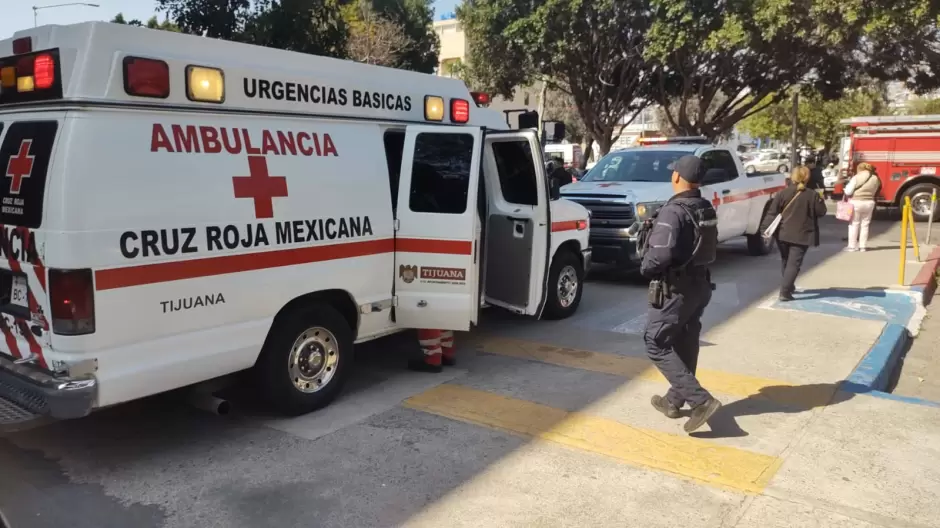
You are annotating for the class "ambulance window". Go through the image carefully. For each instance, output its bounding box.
[491,140,538,206]
[383,130,405,213]
[409,133,473,214]
[0,121,58,228]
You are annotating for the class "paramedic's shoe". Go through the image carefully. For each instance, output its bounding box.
[684,398,722,433]
[408,358,442,373]
[651,395,681,419]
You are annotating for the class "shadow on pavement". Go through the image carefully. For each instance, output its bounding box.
[694,383,855,440]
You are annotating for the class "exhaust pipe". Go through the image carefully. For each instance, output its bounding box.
[187,392,232,416]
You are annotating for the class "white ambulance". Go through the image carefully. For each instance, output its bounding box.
[0,22,591,427]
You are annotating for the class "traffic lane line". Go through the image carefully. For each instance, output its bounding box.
[475,337,840,410]
[403,384,783,494]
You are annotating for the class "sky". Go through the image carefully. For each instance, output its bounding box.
[1,0,461,40]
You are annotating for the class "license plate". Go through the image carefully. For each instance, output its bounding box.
[10,275,28,308]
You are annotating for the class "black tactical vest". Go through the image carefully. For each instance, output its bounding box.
[675,200,718,267]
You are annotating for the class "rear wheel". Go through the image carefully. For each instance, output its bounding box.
[745,165,756,175]
[777,164,789,174]
[543,250,584,320]
[254,303,353,416]
[902,183,940,222]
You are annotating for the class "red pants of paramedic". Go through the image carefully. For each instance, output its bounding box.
[416,329,455,366]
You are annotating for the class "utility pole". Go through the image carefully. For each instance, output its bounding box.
[790,90,800,169]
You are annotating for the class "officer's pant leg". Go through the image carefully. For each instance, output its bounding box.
[664,289,710,407]
[644,293,712,409]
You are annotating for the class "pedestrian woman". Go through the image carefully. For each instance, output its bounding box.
[761,166,828,301]
[844,162,881,252]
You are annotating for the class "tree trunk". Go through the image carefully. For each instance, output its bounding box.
[596,134,614,157]
[580,136,595,170]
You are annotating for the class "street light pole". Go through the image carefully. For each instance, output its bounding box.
[790,90,800,169]
[32,2,100,27]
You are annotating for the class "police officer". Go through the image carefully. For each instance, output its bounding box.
[640,155,722,433]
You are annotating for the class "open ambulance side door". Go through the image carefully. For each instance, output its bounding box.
[480,129,552,317]
[394,125,483,331]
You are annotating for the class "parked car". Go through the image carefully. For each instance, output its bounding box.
[744,151,790,174]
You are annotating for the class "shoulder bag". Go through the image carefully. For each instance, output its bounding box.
[762,191,802,238]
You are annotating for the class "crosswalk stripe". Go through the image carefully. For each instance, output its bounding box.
[475,337,838,408]
[403,384,782,494]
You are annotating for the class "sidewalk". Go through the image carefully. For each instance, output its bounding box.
[403,218,940,527]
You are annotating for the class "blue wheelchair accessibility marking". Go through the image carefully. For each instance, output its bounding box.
[769,289,915,326]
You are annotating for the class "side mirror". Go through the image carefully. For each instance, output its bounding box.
[548,167,568,200]
[543,121,566,142]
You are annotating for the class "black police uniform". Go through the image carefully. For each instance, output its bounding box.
[639,158,720,424]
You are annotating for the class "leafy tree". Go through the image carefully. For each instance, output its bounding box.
[369,0,439,73]
[344,0,411,67]
[241,0,348,57]
[738,86,889,153]
[112,13,180,31]
[156,0,252,39]
[542,87,587,144]
[458,0,656,158]
[905,96,940,115]
[646,0,940,140]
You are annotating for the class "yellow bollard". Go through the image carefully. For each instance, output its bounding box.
[905,196,921,262]
[900,202,909,285]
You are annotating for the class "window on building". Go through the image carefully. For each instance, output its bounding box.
[409,133,474,214]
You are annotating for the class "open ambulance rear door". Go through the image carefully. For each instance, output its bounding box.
[393,126,483,331]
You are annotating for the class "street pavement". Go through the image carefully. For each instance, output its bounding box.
[1,212,939,528]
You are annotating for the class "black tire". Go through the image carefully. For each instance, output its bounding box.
[902,183,940,222]
[777,164,789,174]
[543,250,584,320]
[254,303,353,416]
[746,232,774,256]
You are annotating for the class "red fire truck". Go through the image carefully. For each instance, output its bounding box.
[839,115,940,221]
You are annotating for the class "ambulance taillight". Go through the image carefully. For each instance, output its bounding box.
[49,269,96,336]
[123,56,170,99]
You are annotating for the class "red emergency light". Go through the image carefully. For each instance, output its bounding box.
[450,98,470,123]
[123,56,170,98]
[12,37,32,55]
[470,91,491,106]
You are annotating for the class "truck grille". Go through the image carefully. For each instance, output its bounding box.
[569,200,635,226]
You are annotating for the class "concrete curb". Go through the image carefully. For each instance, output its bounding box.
[911,245,940,306]
[844,323,910,393]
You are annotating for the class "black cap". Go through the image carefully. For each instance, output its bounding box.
[674,155,705,184]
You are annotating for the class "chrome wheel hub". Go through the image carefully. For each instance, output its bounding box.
[288,326,339,393]
[557,265,579,308]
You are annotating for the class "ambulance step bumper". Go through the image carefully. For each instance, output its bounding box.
[0,353,96,431]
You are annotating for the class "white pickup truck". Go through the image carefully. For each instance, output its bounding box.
[561,137,788,269]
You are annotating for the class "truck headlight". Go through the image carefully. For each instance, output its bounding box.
[635,202,664,221]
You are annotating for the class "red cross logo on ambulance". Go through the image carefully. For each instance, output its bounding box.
[150,124,339,219]
[5,139,34,195]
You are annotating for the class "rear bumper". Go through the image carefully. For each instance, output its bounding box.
[0,353,97,422]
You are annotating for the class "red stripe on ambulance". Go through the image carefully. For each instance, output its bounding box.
[0,317,21,359]
[150,124,338,157]
[96,236,472,290]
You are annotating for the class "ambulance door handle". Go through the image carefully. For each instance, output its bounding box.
[722,189,731,195]
[417,300,428,308]
[513,221,525,238]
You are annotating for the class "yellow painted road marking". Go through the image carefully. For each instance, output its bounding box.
[476,337,838,409]
[404,384,782,494]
